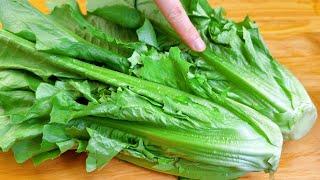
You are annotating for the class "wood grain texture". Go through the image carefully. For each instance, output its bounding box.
[1,0,319,179]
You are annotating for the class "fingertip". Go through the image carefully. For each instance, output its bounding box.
[155,0,206,52]
[191,37,206,52]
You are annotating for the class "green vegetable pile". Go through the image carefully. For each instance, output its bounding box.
[0,0,316,179]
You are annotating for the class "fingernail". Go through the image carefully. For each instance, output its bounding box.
[192,38,206,52]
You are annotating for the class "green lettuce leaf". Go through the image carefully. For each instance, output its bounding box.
[0,0,129,73]
[0,70,42,91]
[0,30,283,179]
[136,19,159,48]
[46,1,144,56]
[0,119,44,152]
[86,0,142,29]
[86,128,127,172]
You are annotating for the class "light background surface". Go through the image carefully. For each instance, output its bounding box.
[1,0,319,179]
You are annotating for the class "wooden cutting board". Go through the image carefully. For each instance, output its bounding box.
[1,0,319,179]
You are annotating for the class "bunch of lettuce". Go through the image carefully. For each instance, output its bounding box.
[0,0,316,179]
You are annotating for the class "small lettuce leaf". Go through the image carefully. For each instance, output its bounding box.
[136,19,159,49]
[0,119,44,152]
[0,70,42,91]
[86,0,142,29]
[47,1,143,56]
[86,128,127,172]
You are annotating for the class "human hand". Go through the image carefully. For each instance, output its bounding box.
[154,0,206,52]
